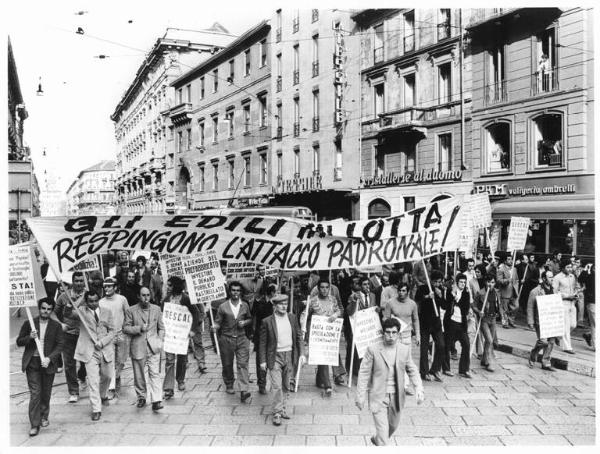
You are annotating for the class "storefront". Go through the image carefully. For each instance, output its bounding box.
[473,174,595,259]
[357,168,473,219]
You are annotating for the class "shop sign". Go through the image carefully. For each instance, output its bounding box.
[273,175,323,194]
[333,23,345,126]
[472,184,508,197]
[507,183,576,197]
[361,169,462,187]
[236,197,270,207]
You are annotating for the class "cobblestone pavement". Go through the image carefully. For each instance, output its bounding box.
[8,315,596,447]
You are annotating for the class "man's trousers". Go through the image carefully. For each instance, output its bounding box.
[85,350,113,413]
[62,333,87,396]
[443,321,470,374]
[268,351,292,415]
[372,393,401,446]
[419,325,445,376]
[218,335,250,392]
[25,356,55,428]
[132,352,161,402]
[163,353,187,391]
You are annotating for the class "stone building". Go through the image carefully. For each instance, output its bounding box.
[66,161,116,216]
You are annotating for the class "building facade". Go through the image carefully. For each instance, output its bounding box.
[166,22,272,211]
[66,161,117,216]
[271,9,361,220]
[353,9,474,219]
[111,26,236,215]
[467,7,594,259]
[8,37,40,240]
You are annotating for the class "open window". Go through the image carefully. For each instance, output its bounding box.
[484,121,511,173]
[532,113,563,168]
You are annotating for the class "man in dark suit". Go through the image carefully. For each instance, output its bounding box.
[355,317,424,446]
[16,298,64,436]
[135,255,152,289]
[148,258,163,309]
[258,294,306,426]
[442,273,472,379]
[346,276,379,376]
[212,280,253,403]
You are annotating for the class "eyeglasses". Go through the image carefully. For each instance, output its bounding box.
[383,330,399,335]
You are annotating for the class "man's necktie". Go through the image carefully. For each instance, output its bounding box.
[94,311,99,323]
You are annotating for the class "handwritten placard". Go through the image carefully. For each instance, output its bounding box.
[308,315,343,366]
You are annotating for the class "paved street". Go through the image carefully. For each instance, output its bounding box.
[8,312,595,447]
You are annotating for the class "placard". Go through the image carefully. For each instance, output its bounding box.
[71,255,100,272]
[489,224,501,257]
[308,315,343,366]
[9,245,46,307]
[350,307,384,358]
[507,216,530,252]
[182,251,227,304]
[537,294,565,339]
[226,261,279,280]
[458,202,474,254]
[161,253,184,279]
[162,302,192,354]
[470,193,492,230]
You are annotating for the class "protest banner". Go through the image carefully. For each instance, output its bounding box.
[469,193,492,230]
[182,251,227,304]
[537,294,565,339]
[9,244,46,308]
[161,253,184,279]
[350,307,384,358]
[489,224,501,257]
[162,302,193,355]
[507,216,530,252]
[308,315,343,366]
[27,197,462,273]
[70,255,100,272]
[226,261,279,280]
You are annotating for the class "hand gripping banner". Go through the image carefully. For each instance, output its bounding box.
[27,197,462,273]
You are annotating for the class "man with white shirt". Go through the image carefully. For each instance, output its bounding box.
[99,277,129,399]
[553,262,578,354]
[212,281,253,403]
[441,274,472,379]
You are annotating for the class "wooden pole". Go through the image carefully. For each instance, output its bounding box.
[294,356,304,392]
[453,251,458,277]
[444,252,448,278]
[470,288,489,358]
[25,306,45,359]
[348,315,356,388]
[289,277,294,314]
[422,259,438,317]
[207,304,220,357]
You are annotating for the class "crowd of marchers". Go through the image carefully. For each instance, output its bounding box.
[15,248,595,444]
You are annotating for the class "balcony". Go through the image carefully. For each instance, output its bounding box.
[437,23,451,40]
[276,75,282,92]
[276,126,283,141]
[404,34,415,53]
[293,122,300,137]
[313,170,320,177]
[373,47,384,64]
[485,80,508,104]
[168,102,193,124]
[312,61,319,77]
[379,107,425,129]
[293,172,301,179]
[532,68,559,95]
[293,70,300,85]
[312,117,320,132]
[276,28,281,42]
[292,18,299,33]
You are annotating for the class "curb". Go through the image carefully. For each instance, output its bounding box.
[496,342,596,378]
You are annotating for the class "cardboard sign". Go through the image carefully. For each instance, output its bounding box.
[9,245,46,307]
[507,217,530,252]
[537,294,565,339]
[226,261,279,280]
[470,194,492,230]
[489,224,501,257]
[71,255,100,272]
[182,251,227,304]
[308,315,343,366]
[162,302,192,355]
[458,202,474,254]
[350,307,384,358]
[161,253,184,279]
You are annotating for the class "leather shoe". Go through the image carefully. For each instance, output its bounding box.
[564,350,575,355]
[324,387,332,397]
[241,391,252,403]
[485,365,495,372]
[583,333,592,347]
[68,394,78,403]
[107,389,116,400]
[459,371,473,379]
[91,412,101,421]
[442,370,454,377]
[527,358,534,368]
[136,398,146,408]
[541,365,556,371]
[101,397,110,406]
[225,387,235,395]
[259,386,267,395]
[281,411,291,420]
[40,418,49,427]
[431,372,443,382]
[334,376,346,386]
[29,427,40,436]
[198,366,208,374]
[405,388,414,396]
[370,436,379,446]
[177,382,186,391]
[422,374,432,382]
[272,414,282,426]
[152,401,164,412]
[164,389,174,400]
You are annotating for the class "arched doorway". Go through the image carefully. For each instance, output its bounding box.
[176,166,192,209]
[368,198,391,219]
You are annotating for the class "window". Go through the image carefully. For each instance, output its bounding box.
[368,199,391,219]
[276,102,283,139]
[403,11,415,52]
[485,122,511,173]
[374,83,385,117]
[199,166,205,192]
[535,28,558,94]
[276,9,282,42]
[277,151,282,179]
[243,104,250,133]
[293,45,300,85]
[213,69,219,92]
[533,113,563,168]
[486,46,506,104]
[177,131,183,153]
[374,24,384,63]
[438,62,452,103]
[312,9,319,23]
[186,128,192,150]
[374,145,385,176]
[403,73,416,107]
[293,147,300,176]
[228,160,235,189]
[212,116,219,142]
[404,196,416,212]
[244,49,251,76]
[276,53,282,91]
[225,110,234,138]
[200,77,205,99]
[260,40,267,67]
[259,153,267,184]
[438,9,451,41]
[244,156,251,186]
[177,88,183,104]
[293,97,300,137]
[258,94,267,127]
[212,163,219,191]
[312,35,319,77]
[312,90,319,131]
[186,84,191,102]
[334,138,343,180]
[313,144,320,175]
[437,133,452,171]
[293,9,300,33]
[199,122,205,146]
[228,59,235,83]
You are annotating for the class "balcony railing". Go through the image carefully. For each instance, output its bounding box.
[363,102,461,135]
[292,18,299,33]
[312,61,319,77]
[379,107,425,128]
[313,170,320,177]
[276,28,281,42]
[485,80,508,104]
[437,23,451,40]
[374,46,384,64]
[404,34,415,52]
[276,126,283,141]
[276,76,282,92]
[293,122,300,137]
[312,117,320,132]
[293,172,301,179]
[293,70,300,85]
[532,67,559,95]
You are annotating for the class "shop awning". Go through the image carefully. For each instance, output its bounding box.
[492,194,595,219]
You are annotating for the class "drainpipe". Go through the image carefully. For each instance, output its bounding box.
[459,9,466,170]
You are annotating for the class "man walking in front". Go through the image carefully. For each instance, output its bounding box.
[497,253,519,328]
[123,286,165,411]
[74,290,115,421]
[355,317,424,446]
[528,271,560,370]
[473,274,501,372]
[553,262,578,354]
[16,298,64,436]
[259,294,306,426]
